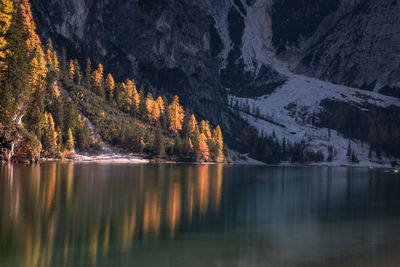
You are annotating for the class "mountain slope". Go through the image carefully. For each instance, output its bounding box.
[29,0,400,165]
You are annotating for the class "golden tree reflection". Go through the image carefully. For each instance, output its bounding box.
[0,163,225,266]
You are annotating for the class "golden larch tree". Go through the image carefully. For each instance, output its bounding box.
[105,73,115,100]
[69,59,75,80]
[188,114,198,136]
[213,125,223,150]
[146,94,160,123]
[168,95,184,133]
[156,96,164,114]
[200,120,212,140]
[0,0,13,73]
[198,133,210,161]
[93,63,104,96]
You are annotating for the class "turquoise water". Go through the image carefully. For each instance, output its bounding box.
[1,163,400,266]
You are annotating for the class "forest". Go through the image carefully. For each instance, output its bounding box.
[0,0,229,163]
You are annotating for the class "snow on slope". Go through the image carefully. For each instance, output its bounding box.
[229,72,400,166]
[226,0,400,166]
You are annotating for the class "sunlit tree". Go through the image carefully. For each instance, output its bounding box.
[168,95,184,133]
[105,73,115,100]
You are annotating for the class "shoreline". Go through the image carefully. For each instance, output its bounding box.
[2,156,399,170]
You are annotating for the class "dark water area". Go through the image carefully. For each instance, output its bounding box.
[1,163,400,266]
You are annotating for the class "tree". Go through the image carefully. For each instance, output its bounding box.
[153,126,164,157]
[168,95,184,133]
[200,120,212,139]
[73,59,82,85]
[85,58,91,89]
[105,73,115,100]
[146,93,160,123]
[92,63,104,96]
[198,133,209,161]
[0,0,13,73]
[42,112,58,156]
[69,59,74,80]
[213,125,223,150]
[188,114,198,137]
[66,128,74,151]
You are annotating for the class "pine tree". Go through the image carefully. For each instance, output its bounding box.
[69,59,74,80]
[85,58,92,89]
[42,113,58,156]
[105,73,115,100]
[188,114,198,137]
[73,59,82,85]
[168,95,184,133]
[346,140,352,158]
[213,125,223,150]
[146,92,160,123]
[0,0,13,74]
[153,126,164,157]
[138,89,146,119]
[198,133,209,161]
[66,128,74,151]
[92,63,104,96]
[200,120,212,140]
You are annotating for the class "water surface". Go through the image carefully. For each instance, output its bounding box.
[1,163,400,266]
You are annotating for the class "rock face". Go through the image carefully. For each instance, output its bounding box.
[30,0,400,134]
[273,0,400,91]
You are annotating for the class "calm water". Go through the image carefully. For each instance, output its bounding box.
[1,163,400,267]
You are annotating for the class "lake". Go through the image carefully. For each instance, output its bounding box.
[1,163,400,266]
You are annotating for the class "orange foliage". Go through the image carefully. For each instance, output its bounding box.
[168,95,184,133]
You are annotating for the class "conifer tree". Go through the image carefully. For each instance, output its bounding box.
[69,59,74,80]
[146,93,160,123]
[85,58,92,89]
[73,59,82,85]
[42,113,58,156]
[200,120,212,139]
[138,89,146,120]
[105,73,115,100]
[198,133,209,161]
[93,63,104,96]
[168,95,184,133]
[66,128,74,151]
[0,0,13,73]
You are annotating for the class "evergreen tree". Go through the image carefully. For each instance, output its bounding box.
[42,113,58,157]
[0,0,13,74]
[153,126,164,157]
[66,128,74,151]
[73,59,82,85]
[69,59,74,80]
[85,58,92,89]
[92,63,104,97]
[105,73,115,100]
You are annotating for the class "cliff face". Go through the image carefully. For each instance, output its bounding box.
[30,0,400,132]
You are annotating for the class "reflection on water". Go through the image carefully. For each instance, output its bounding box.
[1,164,400,266]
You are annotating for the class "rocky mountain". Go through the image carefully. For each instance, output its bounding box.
[29,0,400,164]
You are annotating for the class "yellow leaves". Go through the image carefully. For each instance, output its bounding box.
[168,95,184,133]
[105,73,115,100]
[52,51,59,72]
[146,95,160,124]
[200,120,212,140]
[69,59,74,80]
[122,78,139,112]
[188,114,198,136]
[156,96,164,114]
[198,133,209,161]
[213,125,223,150]
[93,63,104,92]
[0,0,13,72]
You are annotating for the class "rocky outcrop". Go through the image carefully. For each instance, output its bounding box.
[12,131,41,163]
